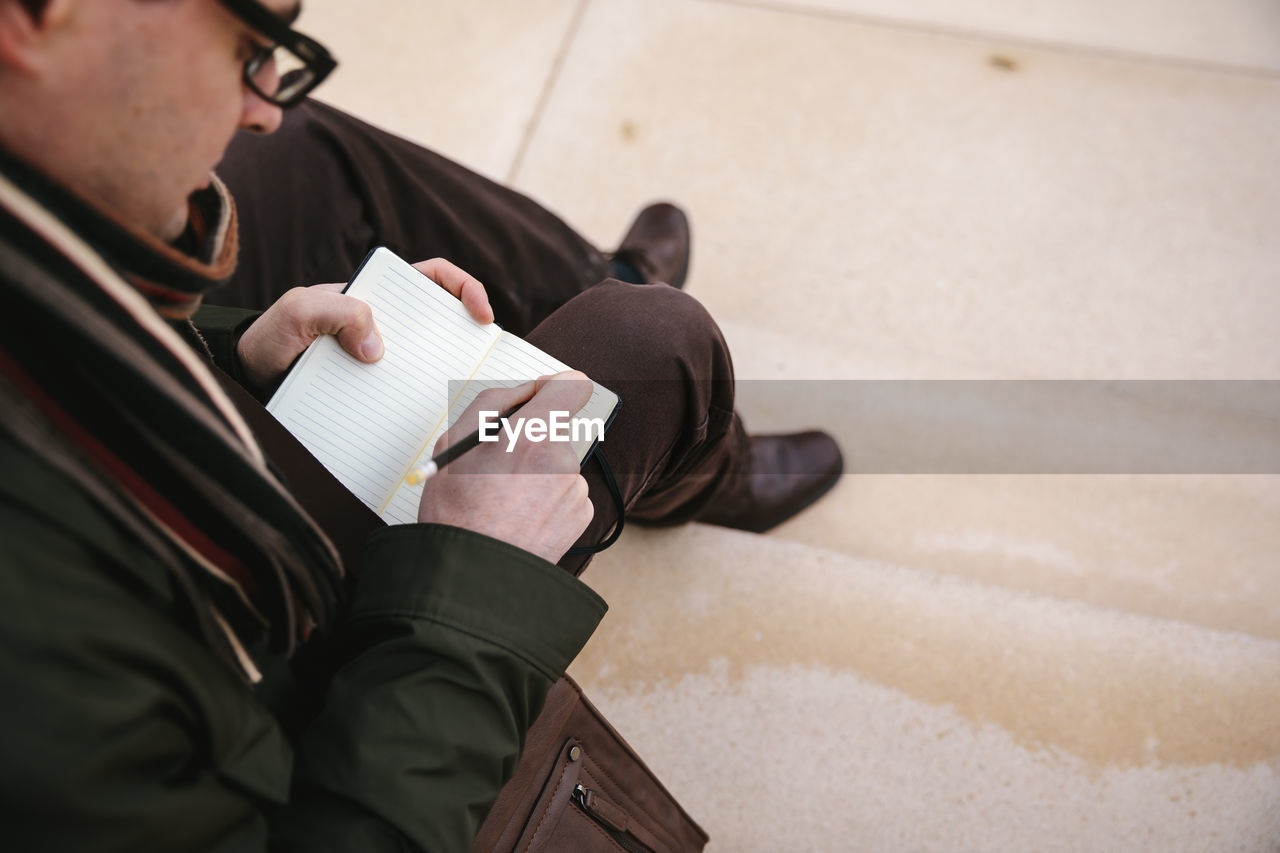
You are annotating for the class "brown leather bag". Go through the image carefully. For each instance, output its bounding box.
[473,676,708,853]
[220,371,708,853]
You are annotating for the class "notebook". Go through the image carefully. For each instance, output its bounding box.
[266,247,620,525]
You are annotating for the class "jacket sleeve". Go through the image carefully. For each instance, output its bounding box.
[272,524,608,852]
[190,303,261,386]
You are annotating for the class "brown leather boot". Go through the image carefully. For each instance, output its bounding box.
[610,202,691,289]
[695,431,843,533]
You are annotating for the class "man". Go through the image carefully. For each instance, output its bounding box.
[0,0,841,850]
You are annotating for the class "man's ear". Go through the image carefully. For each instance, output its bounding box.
[0,0,73,76]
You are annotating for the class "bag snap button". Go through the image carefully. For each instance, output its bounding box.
[568,745,582,762]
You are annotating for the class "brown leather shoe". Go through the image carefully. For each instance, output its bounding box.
[610,202,691,289]
[695,431,843,533]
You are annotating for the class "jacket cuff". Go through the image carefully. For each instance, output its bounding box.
[191,304,261,388]
[354,524,607,679]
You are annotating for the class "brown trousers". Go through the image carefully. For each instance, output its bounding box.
[211,100,749,572]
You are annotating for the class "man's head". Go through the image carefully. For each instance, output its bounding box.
[0,0,331,241]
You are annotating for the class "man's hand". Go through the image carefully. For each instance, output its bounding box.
[237,283,382,393]
[411,257,494,325]
[418,372,595,564]
[236,258,494,393]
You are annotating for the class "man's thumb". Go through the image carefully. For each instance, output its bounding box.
[326,296,383,363]
[358,330,384,361]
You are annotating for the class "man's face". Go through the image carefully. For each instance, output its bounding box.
[32,0,298,240]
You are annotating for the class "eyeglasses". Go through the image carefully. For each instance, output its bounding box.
[217,0,337,108]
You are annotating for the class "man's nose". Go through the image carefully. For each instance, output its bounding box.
[240,91,284,135]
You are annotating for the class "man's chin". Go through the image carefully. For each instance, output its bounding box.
[159,204,191,244]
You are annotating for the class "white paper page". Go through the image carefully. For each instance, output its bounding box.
[267,248,499,516]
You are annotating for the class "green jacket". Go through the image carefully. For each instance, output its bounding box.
[0,219,607,851]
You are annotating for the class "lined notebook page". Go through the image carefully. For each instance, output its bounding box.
[267,248,499,515]
[381,332,620,525]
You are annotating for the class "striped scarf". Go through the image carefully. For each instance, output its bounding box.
[0,146,343,682]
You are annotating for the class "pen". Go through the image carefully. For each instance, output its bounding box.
[405,403,522,486]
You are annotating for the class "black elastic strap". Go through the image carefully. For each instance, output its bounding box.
[564,449,625,557]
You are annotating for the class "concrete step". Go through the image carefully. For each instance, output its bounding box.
[767,472,1280,643]
[712,317,1280,643]
[569,524,1280,851]
[515,0,1280,383]
[758,0,1280,73]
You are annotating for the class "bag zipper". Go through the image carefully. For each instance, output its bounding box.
[572,783,655,853]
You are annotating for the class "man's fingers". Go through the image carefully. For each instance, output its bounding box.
[295,288,383,363]
[430,371,592,459]
[412,258,494,325]
[237,285,383,392]
[521,371,594,423]
[432,381,538,454]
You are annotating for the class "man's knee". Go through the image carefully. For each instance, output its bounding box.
[530,279,731,381]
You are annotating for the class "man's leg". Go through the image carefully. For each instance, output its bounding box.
[213,100,612,335]
[524,281,841,575]
[217,101,839,563]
